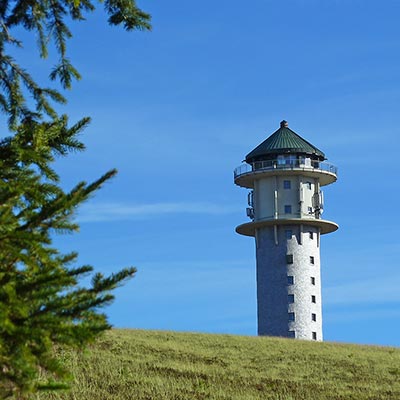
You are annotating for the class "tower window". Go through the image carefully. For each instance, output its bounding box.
[311,295,316,303]
[284,205,292,214]
[312,313,317,321]
[288,312,295,321]
[288,330,296,338]
[287,276,294,285]
[311,277,316,285]
[306,182,312,190]
[308,206,313,214]
[283,180,291,189]
[288,294,294,303]
[285,229,292,239]
[286,254,293,264]
[310,256,315,265]
[312,332,317,340]
[309,232,314,239]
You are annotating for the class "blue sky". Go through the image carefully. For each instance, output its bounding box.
[13,0,400,346]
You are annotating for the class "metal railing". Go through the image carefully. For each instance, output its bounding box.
[245,211,323,221]
[234,159,337,179]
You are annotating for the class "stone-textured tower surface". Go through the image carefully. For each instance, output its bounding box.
[234,121,338,341]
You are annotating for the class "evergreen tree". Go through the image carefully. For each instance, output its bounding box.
[0,0,151,397]
[0,0,151,127]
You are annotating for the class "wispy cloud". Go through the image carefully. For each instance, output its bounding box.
[325,308,400,323]
[324,274,400,305]
[77,202,238,223]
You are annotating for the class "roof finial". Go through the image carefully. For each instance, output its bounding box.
[280,120,288,128]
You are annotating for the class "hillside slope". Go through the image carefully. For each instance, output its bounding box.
[41,329,400,400]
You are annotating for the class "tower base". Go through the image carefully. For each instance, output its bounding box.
[256,224,323,341]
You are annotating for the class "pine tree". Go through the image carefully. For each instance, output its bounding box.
[0,1,151,397]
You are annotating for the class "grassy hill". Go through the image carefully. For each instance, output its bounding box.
[40,329,400,400]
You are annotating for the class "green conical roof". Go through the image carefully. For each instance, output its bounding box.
[245,121,326,162]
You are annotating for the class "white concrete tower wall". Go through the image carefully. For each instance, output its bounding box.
[253,175,323,220]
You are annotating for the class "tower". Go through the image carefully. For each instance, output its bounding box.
[234,121,338,341]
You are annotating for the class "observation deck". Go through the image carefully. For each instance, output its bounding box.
[236,215,339,237]
[234,159,337,188]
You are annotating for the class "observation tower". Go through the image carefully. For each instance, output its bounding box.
[234,121,338,341]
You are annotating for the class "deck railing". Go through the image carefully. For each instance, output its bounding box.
[234,159,337,179]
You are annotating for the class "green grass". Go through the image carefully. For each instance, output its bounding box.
[39,329,400,400]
